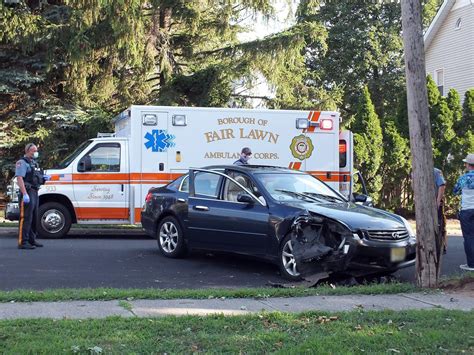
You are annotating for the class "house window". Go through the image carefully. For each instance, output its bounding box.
[435,69,444,96]
[455,17,462,30]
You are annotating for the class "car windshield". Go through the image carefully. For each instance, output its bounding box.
[257,173,346,203]
[53,140,92,169]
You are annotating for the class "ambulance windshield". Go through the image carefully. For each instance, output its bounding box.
[54,140,92,169]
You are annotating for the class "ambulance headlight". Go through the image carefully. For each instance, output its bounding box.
[296,118,309,129]
[173,115,187,126]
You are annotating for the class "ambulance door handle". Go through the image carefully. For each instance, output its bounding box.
[121,184,124,193]
[194,205,209,211]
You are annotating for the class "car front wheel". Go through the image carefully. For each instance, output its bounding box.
[157,216,186,258]
[278,235,302,280]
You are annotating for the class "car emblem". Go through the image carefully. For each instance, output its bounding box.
[392,232,400,239]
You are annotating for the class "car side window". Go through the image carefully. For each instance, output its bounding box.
[194,172,221,198]
[179,175,189,192]
[224,176,248,202]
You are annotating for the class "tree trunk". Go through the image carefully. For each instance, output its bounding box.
[401,0,442,287]
[159,7,172,89]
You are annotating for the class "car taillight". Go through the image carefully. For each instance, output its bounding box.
[320,119,333,130]
[145,192,153,203]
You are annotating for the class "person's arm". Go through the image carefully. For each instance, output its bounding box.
[17,176,27,196]
[453,176,464,195]
[437,184,445,207]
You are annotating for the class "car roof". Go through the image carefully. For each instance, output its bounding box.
[200,165,307,175]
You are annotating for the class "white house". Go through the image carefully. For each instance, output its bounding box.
[424,0,474,100]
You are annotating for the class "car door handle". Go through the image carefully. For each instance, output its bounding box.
[193,205,209,211]
[177,198,186,203]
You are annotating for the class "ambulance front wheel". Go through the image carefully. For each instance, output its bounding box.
[38,202,72,239]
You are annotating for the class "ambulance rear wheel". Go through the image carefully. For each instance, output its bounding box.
[38,202,72,239]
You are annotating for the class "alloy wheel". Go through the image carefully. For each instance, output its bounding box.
[159,221,179,253]
[281,240,300,277]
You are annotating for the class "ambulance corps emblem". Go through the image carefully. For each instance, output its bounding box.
[290,134,314,160]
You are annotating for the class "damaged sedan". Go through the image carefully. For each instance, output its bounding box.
[141,166,416,280]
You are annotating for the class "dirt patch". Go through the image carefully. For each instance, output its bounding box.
[439,275,474,296]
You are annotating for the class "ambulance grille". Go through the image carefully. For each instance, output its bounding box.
[365,229,409,241]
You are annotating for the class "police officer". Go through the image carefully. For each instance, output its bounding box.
[15,143,50,249]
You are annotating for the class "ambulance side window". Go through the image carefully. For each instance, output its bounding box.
[83,143,121,172]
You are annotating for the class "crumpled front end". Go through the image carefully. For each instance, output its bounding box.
[290,212,356,277]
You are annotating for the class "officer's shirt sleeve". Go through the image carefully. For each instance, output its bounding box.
[15,160,28,178]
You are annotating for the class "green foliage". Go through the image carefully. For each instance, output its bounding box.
[460,89,474,161]
[158,65,233,107]
[298,1,405,118]
[351,87,384,203]
[379,119,411,212]
[422,0,444,28]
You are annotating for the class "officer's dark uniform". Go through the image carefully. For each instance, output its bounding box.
[15,156,46,248]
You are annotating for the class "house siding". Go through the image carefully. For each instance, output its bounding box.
[425,3,474,101]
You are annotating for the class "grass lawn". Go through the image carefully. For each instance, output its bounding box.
[0,282,419,303]
[0,310,472,353]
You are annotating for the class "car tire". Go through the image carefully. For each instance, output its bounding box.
[157,216,187,258]
[278,235,302,281]
[38,202,72,239]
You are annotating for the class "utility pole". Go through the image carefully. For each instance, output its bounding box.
[401,0,442,287]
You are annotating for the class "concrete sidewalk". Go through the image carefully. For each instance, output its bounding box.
[1,292,473,320]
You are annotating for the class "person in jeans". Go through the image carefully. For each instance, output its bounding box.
[453,153,474,271]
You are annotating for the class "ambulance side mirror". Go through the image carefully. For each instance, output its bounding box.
[78,156,92,172]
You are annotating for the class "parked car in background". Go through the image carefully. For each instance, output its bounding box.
[141,165,416,280]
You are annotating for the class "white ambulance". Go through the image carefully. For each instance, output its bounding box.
[6,105,355,238]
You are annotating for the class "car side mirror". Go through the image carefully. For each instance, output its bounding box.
[353,193,373,207]
[353,193,367,203]
[78,156,92,172]
[237,193,254,204]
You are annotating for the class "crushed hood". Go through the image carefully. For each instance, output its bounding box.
[286,201,404,231]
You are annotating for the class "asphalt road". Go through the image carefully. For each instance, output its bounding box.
[0,226,467,291]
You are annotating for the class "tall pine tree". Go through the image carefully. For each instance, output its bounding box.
[351,86,384,203]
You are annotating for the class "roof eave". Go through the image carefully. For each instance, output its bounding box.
[424,0,456,50]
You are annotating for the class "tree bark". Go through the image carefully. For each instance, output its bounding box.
[401,0,442,287]
[159,7,172,89]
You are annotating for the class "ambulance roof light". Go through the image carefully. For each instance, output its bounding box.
[173,114,187,126]
[296,118,309,129]
[320,119,333,130]
[97,132,116,138]
[142,114,158,126]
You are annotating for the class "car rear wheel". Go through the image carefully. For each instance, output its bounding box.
[278,235,302,280]
[157,216,186,258]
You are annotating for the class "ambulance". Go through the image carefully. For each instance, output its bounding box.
[6,105,355,238]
